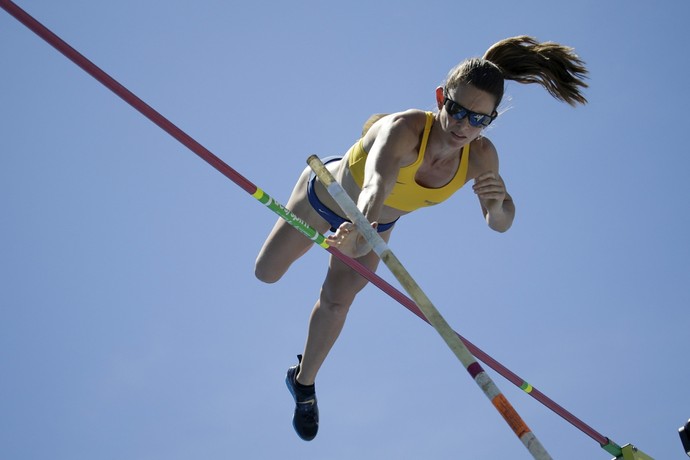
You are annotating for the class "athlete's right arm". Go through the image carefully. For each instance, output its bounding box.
[357,111,421,224]
[327,111,422,258]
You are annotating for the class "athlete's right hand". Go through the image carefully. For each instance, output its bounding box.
[326,221,376,258]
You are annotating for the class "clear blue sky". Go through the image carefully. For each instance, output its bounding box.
[2,1,689,459]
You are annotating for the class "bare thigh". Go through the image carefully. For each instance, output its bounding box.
[255,166,332,283]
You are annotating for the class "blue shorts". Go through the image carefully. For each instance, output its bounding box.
[307,157,399,233]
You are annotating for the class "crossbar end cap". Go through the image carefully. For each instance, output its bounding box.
[680,419,690,457]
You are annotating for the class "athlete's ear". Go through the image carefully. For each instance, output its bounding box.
[435,86,445,110]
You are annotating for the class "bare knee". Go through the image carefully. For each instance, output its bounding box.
[255,266,280,284]
[254,254,286,284]
[320,272,368,314]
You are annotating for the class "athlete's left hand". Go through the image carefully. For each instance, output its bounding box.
[473,171,506,211]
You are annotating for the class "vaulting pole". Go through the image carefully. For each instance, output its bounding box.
[0,1,632,457]
[308,156,554,459]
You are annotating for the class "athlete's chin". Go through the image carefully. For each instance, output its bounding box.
[450,132,469,144]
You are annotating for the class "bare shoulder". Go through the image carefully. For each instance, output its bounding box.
[468,135,500,179]
[363,109,428,147]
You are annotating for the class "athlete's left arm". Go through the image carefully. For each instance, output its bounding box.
[472,138,515,233]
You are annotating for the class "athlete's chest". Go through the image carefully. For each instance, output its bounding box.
[412,152,462,189]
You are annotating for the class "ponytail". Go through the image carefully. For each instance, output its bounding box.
[483,35,588,106]
[445,36,588,109]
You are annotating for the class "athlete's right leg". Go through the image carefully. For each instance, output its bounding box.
[254,166,331,284]
[296,227,392,386]
[285,228,392,441]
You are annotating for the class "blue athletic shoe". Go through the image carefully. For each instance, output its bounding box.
[285,355,319,441]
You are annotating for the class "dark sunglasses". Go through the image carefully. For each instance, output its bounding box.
[443,95,496,128]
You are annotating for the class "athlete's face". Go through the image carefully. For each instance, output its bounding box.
[436,84,496,145]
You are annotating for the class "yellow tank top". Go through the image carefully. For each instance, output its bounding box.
[347,112,470,212]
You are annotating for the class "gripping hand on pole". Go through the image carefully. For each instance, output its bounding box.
[326,221,377,258]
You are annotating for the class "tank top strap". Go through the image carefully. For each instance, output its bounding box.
[417,112,435,161]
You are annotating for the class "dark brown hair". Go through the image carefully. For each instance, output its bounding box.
[446,36,588,108]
